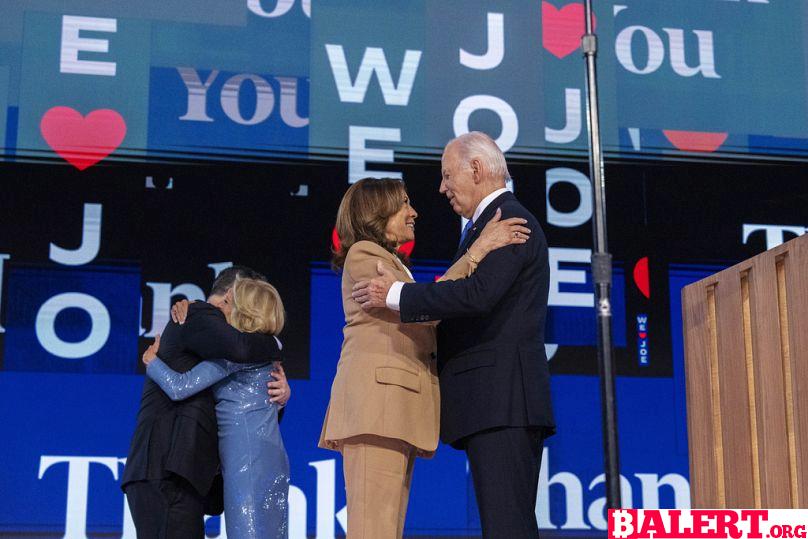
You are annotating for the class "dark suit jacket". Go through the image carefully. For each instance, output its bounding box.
[400,191,555,447]
[121,302,282,508]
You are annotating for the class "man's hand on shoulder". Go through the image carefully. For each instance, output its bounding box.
[352,261,395,312]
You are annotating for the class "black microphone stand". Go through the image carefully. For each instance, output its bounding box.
[582,0,622,508]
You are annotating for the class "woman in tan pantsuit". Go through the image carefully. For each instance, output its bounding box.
[319,177,531,538]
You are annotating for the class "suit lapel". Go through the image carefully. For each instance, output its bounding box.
[452,191,514,262]
[391,255,415,283]
[377,245,414,283]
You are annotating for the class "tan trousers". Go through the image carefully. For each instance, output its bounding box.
[341,435,416,539]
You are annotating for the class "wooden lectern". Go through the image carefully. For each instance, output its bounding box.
[682,233,808,508]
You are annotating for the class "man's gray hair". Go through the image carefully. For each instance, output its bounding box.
[450,131,510,184]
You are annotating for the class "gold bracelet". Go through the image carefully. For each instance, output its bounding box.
[466,249,480,265]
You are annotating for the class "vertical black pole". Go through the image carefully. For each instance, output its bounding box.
[582,0,622,508]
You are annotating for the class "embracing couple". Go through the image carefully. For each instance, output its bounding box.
[320,131,555,538]
[121,266,292,538]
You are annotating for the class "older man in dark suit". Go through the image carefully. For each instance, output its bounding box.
[353,131,554,538]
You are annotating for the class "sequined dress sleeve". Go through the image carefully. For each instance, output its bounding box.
[146,357,243,401]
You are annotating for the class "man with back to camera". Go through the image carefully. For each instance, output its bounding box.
[352,132,555,538]
[122,265,290,538]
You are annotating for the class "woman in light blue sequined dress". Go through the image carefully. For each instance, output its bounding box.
[142,278,289,539]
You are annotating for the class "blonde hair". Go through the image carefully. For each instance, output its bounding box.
[228,278,285,336]
[332,177,407,270]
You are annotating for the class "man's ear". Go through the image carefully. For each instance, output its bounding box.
[224,288,234,304]
[470,157,483,184]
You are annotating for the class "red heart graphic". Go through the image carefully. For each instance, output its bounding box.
[639,332,647,339]
[332,227,341,252]
[632,256,650,299]
[663,130,728,153]
[542,2,595,59]
[40,107,126,170]
[398,240,415,257]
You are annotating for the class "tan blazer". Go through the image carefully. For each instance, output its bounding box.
[319,240,474,457]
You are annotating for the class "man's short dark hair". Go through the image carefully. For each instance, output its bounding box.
[210,265,266,296]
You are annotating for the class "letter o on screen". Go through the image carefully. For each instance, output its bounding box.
[36,293,111,358]
[453,95,519,152]
[615,25,664,75]
[546,167,592,228]
[220,74,275,125]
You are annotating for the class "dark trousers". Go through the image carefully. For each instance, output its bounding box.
[125,475,205,539]
[465,427,544,538]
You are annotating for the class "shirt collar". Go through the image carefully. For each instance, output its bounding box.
[472,187,509,223]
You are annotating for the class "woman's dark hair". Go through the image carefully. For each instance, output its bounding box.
[332,177,407,270]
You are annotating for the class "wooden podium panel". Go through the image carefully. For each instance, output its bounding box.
[682,233,808,507]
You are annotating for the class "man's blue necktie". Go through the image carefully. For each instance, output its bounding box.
[459,219,474,247]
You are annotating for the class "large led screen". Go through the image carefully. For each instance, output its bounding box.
[1,0,806,168]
